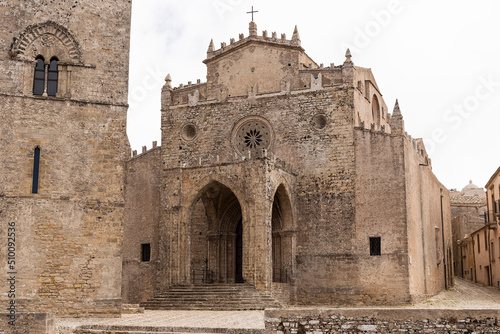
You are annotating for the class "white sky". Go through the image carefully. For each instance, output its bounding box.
[127,0,500,191]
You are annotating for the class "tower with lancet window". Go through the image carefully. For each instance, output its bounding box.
[0,1,132,316]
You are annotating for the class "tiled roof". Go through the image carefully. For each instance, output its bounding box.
[450,194,486,205]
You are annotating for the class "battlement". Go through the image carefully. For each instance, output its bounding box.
[204,22,302,62]
[130,141,160,160]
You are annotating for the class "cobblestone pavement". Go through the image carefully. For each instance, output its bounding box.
[410,277,500,309]
[56,278,500,331]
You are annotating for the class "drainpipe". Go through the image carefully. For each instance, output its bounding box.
[487,226,493,286]
[472,238,477,283]
[440,189,447,289]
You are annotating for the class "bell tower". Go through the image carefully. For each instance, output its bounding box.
[0,0,132,316]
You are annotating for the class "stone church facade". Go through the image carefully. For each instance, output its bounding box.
[0,0,452,318]
[123,22,453,307]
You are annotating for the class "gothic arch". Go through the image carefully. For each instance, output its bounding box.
[10,21,82,63]
[372,94,381,129]
[187,180,244,283]
[186,175,245,214]
[271,184,294,283]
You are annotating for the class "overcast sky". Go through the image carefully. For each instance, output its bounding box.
[127,0,500,191]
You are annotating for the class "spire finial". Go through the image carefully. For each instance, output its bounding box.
[393,99,401,116]
[165,73,172,88]
[343,48,353,66]
[292,25,301,46]
[389,99,405,134]
[207,39,215,57]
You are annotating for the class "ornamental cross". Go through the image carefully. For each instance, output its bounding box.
[247,6,258,21]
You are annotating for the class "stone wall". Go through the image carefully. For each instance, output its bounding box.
[354,129,410,304]
[122,146,161,304]
[160,85,361,303]
[265,309,500,334]
[0,312,55,334]
[0,0,131,316]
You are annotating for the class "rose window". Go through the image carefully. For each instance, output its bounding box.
[233,117,273,157]
[244,129,263,148]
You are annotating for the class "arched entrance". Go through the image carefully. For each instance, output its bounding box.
[272,184,294,283]
[189,181,244,284]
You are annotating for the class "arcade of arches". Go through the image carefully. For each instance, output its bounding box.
[188,181,294,285]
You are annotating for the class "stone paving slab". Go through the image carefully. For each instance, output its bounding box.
[56,310,265,333]
[56,278,500,333]
[410,277,500,309]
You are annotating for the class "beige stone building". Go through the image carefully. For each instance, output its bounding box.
[0,1,454,317]
[450,181,486,278]
[0,1,131,316]
[457,168,500,287]
[485,167,500,287]
[123,21,453,308]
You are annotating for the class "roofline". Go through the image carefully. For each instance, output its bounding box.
[203,38,305,64]
[485,166,500,189]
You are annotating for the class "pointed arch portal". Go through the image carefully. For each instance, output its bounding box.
[272,184,293,283]
[189,181,244,284]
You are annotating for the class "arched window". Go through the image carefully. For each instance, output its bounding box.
[32,147,41,194]
[47,57,58,96]
[33,56,45,95]
[371,94,381,129]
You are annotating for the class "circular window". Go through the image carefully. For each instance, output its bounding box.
[232,116,273,157]
[311,114,327,130]
[181,123,197,141]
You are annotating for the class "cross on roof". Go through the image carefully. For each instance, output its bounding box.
[247,6,258,22]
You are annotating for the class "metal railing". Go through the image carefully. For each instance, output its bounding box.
[190,268,214,284]
[272,268,291,283]
[485,210,497,227]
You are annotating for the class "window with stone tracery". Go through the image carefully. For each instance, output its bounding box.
[33,56,59,97]
[33,56,45,95]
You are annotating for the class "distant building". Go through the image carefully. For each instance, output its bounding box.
[457,169,500,288]
[450,181,486,278]
[484,168,500,287]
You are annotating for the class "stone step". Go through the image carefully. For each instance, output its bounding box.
[140,284,281,311]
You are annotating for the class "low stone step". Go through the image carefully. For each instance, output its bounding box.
[76,325,264,334]
[140,284,281,311]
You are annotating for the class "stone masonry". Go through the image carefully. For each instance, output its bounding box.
[124,21,453,307]
[0,0,132,317]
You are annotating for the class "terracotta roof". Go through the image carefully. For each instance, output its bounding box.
[450,194,486,205]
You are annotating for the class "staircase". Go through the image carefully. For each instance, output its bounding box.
[139,283,281,310]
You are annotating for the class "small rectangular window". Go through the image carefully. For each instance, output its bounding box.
[32,147,40,194]
[477,234,481,253]
[369,237,381,256]
[141,243,151,262]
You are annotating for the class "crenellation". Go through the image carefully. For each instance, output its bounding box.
[129,143,161,160]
